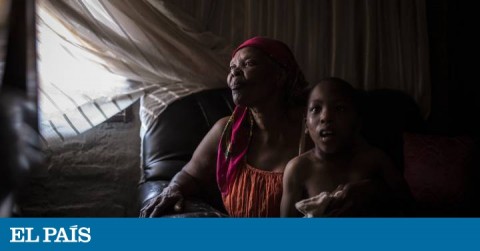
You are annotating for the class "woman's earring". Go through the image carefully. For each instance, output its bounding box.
[304,117,308,134]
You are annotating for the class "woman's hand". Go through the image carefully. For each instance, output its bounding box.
[139,185,184,217]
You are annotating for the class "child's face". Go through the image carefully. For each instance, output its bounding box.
[306,82,359,155]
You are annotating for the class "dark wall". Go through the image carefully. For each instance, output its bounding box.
[427,0,479,138]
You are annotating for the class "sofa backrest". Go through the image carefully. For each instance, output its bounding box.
[360,89,427,171]
[141,88,234,183]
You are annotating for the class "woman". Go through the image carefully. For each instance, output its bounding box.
[140,37,308,217]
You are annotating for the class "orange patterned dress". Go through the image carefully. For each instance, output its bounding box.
[222,163,283,217]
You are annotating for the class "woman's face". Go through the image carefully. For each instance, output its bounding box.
[227,47,284,107]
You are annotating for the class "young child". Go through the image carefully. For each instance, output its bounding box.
[280,77,412,217]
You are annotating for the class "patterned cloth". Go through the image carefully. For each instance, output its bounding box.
[216,106,252,196]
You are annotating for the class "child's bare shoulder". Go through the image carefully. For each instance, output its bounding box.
[284,150,317,177]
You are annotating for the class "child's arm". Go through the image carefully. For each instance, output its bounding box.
[280,159,304,217]
[324,150,415,216]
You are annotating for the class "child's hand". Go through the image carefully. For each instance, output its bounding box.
[324,179,380,216]
[294,179,383,217]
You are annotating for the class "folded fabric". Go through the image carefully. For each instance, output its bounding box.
[295,190,344,217]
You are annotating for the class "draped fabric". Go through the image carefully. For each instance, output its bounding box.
[172,0,431,117]
[37,6,149,146]
[36,0,430,146]
[217,106,252,197]
[37,0,230,146]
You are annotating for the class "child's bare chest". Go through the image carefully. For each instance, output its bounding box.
[304,161,374,197]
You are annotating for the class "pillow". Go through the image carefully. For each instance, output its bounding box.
[403,133,475,216]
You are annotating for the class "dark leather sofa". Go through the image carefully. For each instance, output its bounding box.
[139,88,233,217]
[138,87,479,217]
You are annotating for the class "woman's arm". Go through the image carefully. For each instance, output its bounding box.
[140,117,229,217]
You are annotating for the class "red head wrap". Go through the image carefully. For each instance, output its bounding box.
[232,36,299,78]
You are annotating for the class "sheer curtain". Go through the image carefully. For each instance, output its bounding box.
[37,0,230,147]
[173,0,431,116]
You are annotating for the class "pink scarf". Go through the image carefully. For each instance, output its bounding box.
[216,106,253,196]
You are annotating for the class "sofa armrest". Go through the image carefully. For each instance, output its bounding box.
[138,181,227,217]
